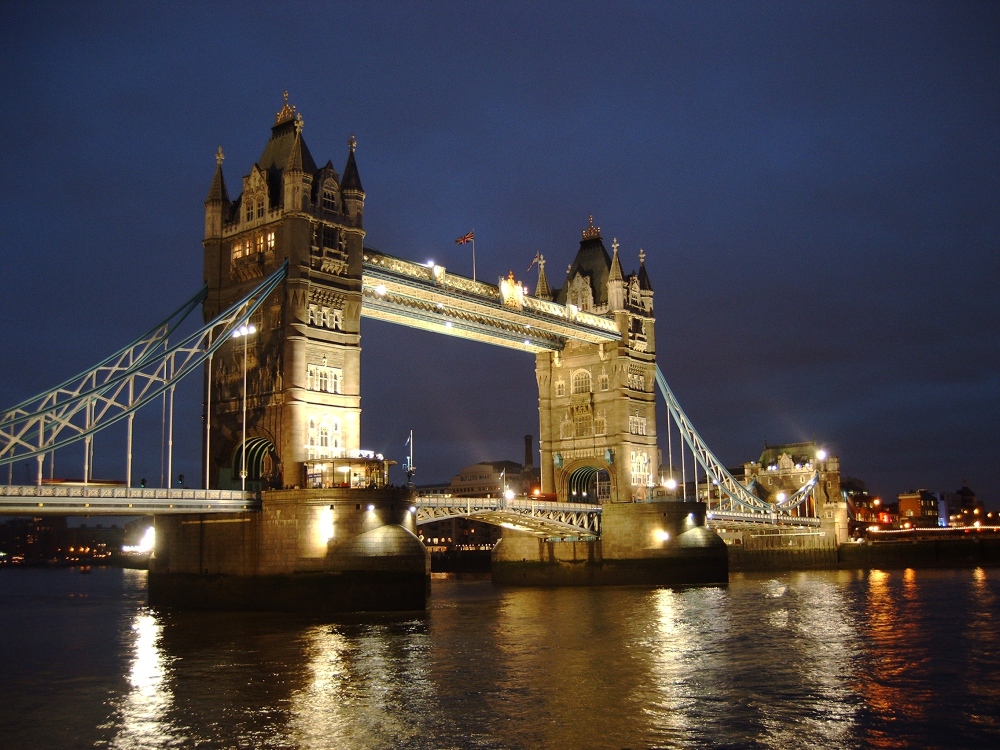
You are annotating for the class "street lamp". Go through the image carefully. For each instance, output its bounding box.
[232,322,257,492]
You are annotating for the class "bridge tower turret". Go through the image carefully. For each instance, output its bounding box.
[202,95,366,491]
[536,217,658,504]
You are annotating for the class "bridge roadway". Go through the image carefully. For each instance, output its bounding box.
[361,250,621,353]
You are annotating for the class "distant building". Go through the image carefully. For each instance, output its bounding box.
[897,490,939,528]
[940,484,985,527]
[736,441,849,542]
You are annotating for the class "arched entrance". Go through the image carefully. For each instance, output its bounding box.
[564,462,613,503]
[233,437,279,489]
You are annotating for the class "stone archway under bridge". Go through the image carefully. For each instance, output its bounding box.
[554,456,619,505]
[230,436,280,490]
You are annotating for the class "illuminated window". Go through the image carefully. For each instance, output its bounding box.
[256,235,264,255]
[232,242,243,261]
[629,415,647,436]
[267,232,275,251]
[572,370,592,394]
[631,450,650,488]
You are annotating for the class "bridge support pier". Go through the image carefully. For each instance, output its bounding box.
[492,501,728,587]
[148,488,429,612]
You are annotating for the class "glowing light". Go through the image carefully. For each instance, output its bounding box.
[653,529,670,543]
[445,321,453,328]
[504,489,515,501]
[426,260,435,267]
[123,526,155,554]
[816,449,827,460]
[777,492,787,503]
[374,284,387,295]
[665,478,678,490]
[366,504,375,512]
[409,506,416,514]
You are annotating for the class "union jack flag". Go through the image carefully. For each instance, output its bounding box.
[527,252,539,272]
[454,230,474,245]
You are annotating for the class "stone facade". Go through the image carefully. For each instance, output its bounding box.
[536,219,658,504]
[202,96,366,490]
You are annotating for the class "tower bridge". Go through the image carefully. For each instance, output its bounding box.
[0,96,845,610]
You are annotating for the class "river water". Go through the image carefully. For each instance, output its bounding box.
[0,567,997,749]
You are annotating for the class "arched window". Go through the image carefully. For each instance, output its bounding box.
[572,370,592,394]
[555,380,566,397]
[317,369,329,392]
[322,183,337,211]
[318,425,330,455]
[256,199,265,219]
[599,371,609,391]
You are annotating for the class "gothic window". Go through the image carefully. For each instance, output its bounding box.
[256,200,265,219]
[267,232,275,251]
[573,406,592,438]
[331,309,343,330]
[629,415,647,436]
[571,369,592,395]
[560,421,573,439]
[245,201,253,223]
[319,306,330,328]
[308,304,318,325]
[232,242,243,261]
[307,364,343,394]
[555,379,566,397]
[595,411,607,436]
[599,370,609,391]
[322,185,337,211]
[307,418,317,459]
[255,235,264,255]
[631,450,651,488]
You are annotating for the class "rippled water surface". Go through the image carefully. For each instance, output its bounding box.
[1,567,998,749]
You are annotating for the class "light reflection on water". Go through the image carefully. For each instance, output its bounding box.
[1,567,999,749]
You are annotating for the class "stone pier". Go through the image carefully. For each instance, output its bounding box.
[149,487,429,612]
[492,501,728,586]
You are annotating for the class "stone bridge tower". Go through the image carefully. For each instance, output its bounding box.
[202,95,366,490]
[536,218,657,504]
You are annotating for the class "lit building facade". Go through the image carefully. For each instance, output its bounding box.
[202,96,366,490]
[535,218,657,503]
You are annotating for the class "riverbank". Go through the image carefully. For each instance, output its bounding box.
[729,536,1000,572]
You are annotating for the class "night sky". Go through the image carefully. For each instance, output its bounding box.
[1,2,997,504]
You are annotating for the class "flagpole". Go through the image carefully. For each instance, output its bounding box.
[471,233,476,281]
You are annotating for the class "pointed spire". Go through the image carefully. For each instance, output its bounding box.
[205,146,229,203]
[609,238,624,282]
[342,133,364,194]
[638,248,653,291]
[286,114,305,173]
[536,254,552,300]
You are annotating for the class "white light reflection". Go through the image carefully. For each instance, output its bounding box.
[109,609,177,749]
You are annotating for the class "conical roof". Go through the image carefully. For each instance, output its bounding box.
[342,135,364,194]
[205,147,229,203]
[638,249,653,291]
[554,218,612,306]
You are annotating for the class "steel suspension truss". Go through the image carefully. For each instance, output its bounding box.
[415,495,601,538]
[653,366,818,519]
[0,261,289,477]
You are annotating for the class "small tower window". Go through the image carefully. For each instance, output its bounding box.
[322,187,337,211]
[245,201,253,223]
[267,232,275,251]
[555,379,566,397]
[256,200,265,219]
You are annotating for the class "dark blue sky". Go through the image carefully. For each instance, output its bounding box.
[1,2,997,502]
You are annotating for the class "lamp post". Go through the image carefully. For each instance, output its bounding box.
[232,322,257,492]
